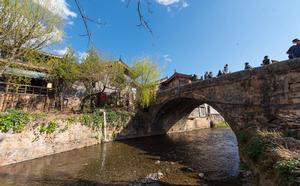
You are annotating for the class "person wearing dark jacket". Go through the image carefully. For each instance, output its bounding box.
[244,62,252,70]
[287,39,300,59]
[262,56,271,66]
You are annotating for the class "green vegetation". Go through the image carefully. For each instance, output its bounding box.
[132,58,160,108]
[245,136,271,160]
[236,131,250,144]
[39,120,58,134]
[80,111,130,130]
[0,109,31,133]
[213,121,230,128]
[275,159,300,183]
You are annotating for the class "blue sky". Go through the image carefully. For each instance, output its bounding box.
[50,0,300,78]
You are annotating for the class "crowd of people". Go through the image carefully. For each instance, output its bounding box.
[199,38,300,80]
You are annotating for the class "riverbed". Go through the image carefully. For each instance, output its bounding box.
[0,129,245,186]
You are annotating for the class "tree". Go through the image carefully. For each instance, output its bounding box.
[0,0,64,74]
[132,58,160,108]
[78,48,131,111]
[47,48,79,111]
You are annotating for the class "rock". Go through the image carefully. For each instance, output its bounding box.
[185,167,195,172]
[170,161,175,165]
[155,160,160,164]
[198,173,205,179]
[142,171,164,183]
[243,171,252,177]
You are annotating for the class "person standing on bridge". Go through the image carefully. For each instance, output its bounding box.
[244,62,252,70]
[217,70,223,77]
[287,39,300,59]
[261,56,271,66]
[223,64,229,74]
[204,72,209,80]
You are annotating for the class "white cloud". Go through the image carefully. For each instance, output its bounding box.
[53,47,68,55]
[155,0,189,9]
[163,54,172,63]
[156,0,180,6]
[34,0,77,19]
[78,51,88,63]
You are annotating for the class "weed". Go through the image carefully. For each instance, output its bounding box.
[275,159,300,183]
[0,109,31,133]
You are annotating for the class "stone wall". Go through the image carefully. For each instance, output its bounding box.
[0,121,100,167]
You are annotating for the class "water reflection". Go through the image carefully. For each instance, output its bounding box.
[0,129,240,186]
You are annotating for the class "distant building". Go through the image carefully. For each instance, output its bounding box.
[160,72,195,90]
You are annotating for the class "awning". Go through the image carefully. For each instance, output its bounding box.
[4,68,47,79]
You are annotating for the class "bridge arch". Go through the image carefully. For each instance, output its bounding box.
[150,95,235,134]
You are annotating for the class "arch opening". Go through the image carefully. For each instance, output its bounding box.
[152,97,234,134]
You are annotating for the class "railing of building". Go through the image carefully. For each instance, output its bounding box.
[0,82,54,96]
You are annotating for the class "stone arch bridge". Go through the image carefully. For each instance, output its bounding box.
[138,59,300,136]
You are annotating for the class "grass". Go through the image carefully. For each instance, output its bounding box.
[213,121,230,128]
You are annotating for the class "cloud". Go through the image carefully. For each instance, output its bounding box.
[163,54,172,63]
[34,0,77,19]
[156,0,180,6]
[78,51,88,63]
[53,47,68,55]
[156,0,188,8]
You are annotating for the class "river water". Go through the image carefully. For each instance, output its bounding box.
[0,129,244,186]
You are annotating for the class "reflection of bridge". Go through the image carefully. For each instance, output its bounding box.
[141,59,300,135]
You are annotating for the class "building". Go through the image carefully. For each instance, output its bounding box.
[160,72,196,90]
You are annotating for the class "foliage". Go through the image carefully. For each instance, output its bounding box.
[131,58,160,108]
[80,112,103,130]
[237,131,250,144]
[80,111,130,130]
[213,121,230,128]
[47,48,79,83]
[0,0,63,62]
[275,159,300,183]
[0,109,31,133]
[79,47,103,94]
[245,136,270,160]
[79,48,130,111]
[39,120,58,134]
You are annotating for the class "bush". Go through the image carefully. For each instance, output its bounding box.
[39,120,58,134]
[237,131,250,144]
[0,109,31,133]
[80,112,103,130]
[275,159,300,183]
[245,136,270,159]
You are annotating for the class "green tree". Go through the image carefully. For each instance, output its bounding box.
[0,0,64,74]
[47,48,79,111]
[78,48,130,111]
[132,58,160,108]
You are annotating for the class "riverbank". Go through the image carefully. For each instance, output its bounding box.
[237,129,300,185]
[0,109,213,166]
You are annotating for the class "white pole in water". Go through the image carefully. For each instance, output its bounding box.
[103,111,107,142]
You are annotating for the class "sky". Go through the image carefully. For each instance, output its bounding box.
[47,0,300,78]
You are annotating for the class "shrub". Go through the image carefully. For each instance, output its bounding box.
[237,131,250,144]
[245,136,270,159]
[39,120,58,134]
[0,109,31,133]
[80,112,103,130]
[275,159,300,183]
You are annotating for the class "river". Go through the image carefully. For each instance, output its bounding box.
[0,128,247,186]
